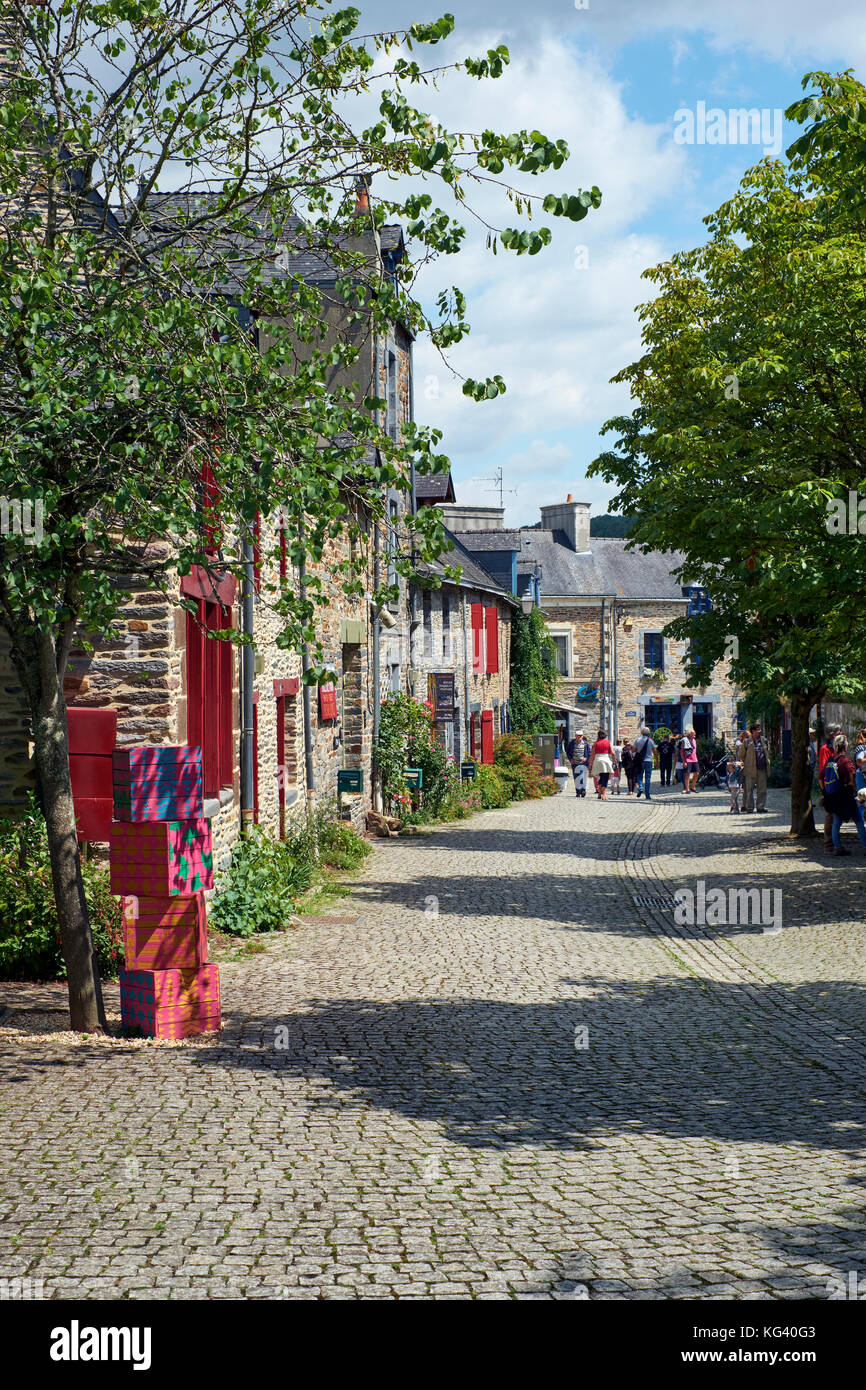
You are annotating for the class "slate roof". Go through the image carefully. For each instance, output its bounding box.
[455,529,686,600]
[118,193,405,293]
[420,529,518,607]
[448,528,522,552]
[415,471,455,503]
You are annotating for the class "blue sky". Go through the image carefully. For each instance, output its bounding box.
[360,0,864,525]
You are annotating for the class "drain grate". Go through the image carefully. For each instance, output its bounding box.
[630,893,677,911]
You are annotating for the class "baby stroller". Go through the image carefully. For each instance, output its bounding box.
[698,752,729,789]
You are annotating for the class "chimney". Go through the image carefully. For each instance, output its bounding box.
[354,174,371,215]
[540,496,590,552]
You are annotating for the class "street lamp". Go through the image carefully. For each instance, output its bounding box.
[521,592,534,616]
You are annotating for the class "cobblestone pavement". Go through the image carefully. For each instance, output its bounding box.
[3,782,866,1300]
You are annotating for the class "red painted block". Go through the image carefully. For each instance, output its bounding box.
[112,745,203,822]
[119,966,221,1038]
[74,798,114,843]
[67,707,117,756]
[70,754,114,800]
[109,820,213,896]
[122,894,207,970]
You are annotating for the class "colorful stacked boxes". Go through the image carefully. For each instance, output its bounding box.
[112,745,203,822]
[122,895,207,971]
[109,820,214,897]
[119,966,221,1040]
[111,744,220,1039]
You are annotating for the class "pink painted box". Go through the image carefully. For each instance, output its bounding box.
[122,894,207,970]
[112,746,203,823]
[109,820,213,896]
[119,965,221,1039]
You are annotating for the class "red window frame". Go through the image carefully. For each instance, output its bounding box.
[471,603,484,674]
[186,599,233,799]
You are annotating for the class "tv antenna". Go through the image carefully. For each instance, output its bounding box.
[474,466,518,509]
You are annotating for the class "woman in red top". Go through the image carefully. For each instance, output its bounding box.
[589,729,617,801]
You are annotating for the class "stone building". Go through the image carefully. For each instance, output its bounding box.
[0,177,420,860]
[444,495,739,746]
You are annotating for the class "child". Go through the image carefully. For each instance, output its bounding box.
[610,758,622,796]
[727,757,742,813]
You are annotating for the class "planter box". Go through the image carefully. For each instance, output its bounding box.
[109,819,213,896]
[112,746,203,822]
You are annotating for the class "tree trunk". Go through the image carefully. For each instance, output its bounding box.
[28,632,106,1032]
[789,690,818,838]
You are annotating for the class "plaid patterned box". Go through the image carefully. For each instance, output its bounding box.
[122,894,207,970]
[119,965,220,1012]
[112,746,203,823]
[109,820,213,896]
[119,965,221,1039]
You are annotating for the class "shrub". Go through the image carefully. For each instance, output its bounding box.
[651,727,673,744]
[0,796,123,981]
[474,764,509,808]
[318,817,372,870]
[210,826,314,937]
[376,693,449,817]
[493,732,551,800]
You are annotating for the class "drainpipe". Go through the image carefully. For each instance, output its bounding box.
[600,597,607,736]
[298,520,315,799]
[371,332,383,812]
[462,593,470,754]
[408,343,419,699]
[240,535,255,837]
[612,600,619,744]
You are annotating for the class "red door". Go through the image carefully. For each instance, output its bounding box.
[481,709,494,764]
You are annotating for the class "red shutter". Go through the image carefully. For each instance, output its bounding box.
[485,606,498,674]
[470,712,479,759]
[218,607,233,790]
[471,603,484,673]
[186,602,205,761]
[203,608,220,799]
[276,694,285,839]
[481,710,494,764]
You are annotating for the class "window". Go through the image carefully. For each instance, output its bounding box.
[471,603,484,673]
[643,633,663,671]
[551,635,569,676]
[687,585,711,615]
[422,588,433,658]
[387,497,398,590]
[442,593,452,662]
[387,350,398,441]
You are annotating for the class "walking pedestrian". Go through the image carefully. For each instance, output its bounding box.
[657,733,674,787]
[726,754,742,813]
[853,727,866,792]
[742,722,769,812]
[632,725,656,801]
[680,726,699,793]
[808,727,818,782]
[823,734,866,856]
[567,730,590,798]
[622,740,637,794]
[589,728,616,801]
[611,738,624,795]
[818,724,843,851]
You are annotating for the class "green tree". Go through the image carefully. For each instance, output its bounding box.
[509,606,558,738]
[0,1,601,1028]
[590,77,866,837]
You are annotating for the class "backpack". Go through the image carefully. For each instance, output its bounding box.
[823,758,840,796]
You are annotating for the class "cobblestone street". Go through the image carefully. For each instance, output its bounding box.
[3,783,866,1301]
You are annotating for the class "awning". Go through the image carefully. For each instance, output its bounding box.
[541,699,595,718]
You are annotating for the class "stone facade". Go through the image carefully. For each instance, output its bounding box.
[407,580,514,761]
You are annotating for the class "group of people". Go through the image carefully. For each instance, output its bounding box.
[812,723,866,857]
[724,722,771,814]
[564,726,702,801]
